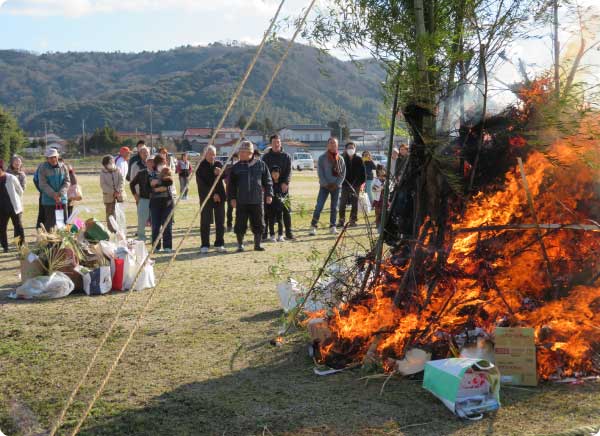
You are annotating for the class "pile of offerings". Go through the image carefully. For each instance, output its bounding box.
[11,208,155,300]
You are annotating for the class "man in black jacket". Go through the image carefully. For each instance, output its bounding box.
[196,145,227,253]
[228,141,273,252]
[129,155,154,241]
[262,134,294,240]
[338,142,366,227]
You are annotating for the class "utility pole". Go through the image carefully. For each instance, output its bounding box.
[149,105,154,151]
[82,119,86,158]
[553,0,560,99]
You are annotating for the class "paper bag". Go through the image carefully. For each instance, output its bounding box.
[494,327,537,386]
[80,266,112,295]
[423,358,500,420]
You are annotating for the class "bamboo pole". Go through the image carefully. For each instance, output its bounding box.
[454,223,600,233]
[517,157,559,297]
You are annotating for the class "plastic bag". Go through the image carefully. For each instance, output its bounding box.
[359,192,372,214]
[113,202,127,236]
[68,184,83,201]
[55,206,66,230]
[133,261,155,291]
[12,272,74,299]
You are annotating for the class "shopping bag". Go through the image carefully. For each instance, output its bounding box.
[55,205,66,229]
[80,266,112,295]
[423,358,500,420]
[20,252,46,283]
[111,258,124,291]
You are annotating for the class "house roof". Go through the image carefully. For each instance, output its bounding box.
[282,140,311,148]
[218,127,241,133]
[280,125,330,131]
[183,128,212,137]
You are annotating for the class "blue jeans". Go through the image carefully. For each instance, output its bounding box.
[150,204,173,250]
[311,186,340,227]
[365,179,374,204]
[137,198,150,241]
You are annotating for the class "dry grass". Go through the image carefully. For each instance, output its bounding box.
[0,170,599,436]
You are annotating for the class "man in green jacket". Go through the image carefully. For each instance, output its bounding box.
[38,148,70,230]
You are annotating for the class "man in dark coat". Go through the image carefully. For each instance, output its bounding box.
[262,134,294,240]
[228,141,273,252]
[196,145,227,253]
[338,142,366,227]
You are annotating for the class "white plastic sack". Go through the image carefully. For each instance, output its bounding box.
[12,272,74,299]
[359,192,372,214]
[99,241,118,259]
[277,278,304,313]
[110,202,127,241]
[121,253,138,290]
[132,261,155,291]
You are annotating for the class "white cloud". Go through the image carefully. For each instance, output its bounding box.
[0,0,278,17]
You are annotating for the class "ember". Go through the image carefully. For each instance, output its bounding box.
[310,88,600,381]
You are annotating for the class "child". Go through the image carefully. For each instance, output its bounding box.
[100,155,124,233]
[371,168,387,231]
[265,166,286,242]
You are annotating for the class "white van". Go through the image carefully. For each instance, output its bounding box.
[292,152,315,171]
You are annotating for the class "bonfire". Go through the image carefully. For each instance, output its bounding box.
[309,79,600,381]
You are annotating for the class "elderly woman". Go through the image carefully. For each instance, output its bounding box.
[100,155,124,233]
[7,155,26,190]
[148,155,174,252]
[176,151,193,200]
[0,161,24,251]
[195,145,226,253]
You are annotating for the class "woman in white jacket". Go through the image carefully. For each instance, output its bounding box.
[0,162,24,252]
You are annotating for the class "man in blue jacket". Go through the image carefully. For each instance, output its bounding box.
[228,141,273,252]
[37,148,70,230]
[309,137,346,235]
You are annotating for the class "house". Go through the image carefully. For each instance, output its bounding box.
[183,128,212,143]
[278,125,331,144]
[161,130,184,140]
[243,130,264,145]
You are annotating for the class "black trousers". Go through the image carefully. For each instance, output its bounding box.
[0,211,24,250]
[266,205,283,236]
[36,194,44,229]
[235,203,264,236]
[339,184,359,224]
[42,205,67,231]
[226,200,234,227]
[282,205,293,237]
[200,198,225,248]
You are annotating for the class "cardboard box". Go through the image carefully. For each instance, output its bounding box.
[494,327,537,386]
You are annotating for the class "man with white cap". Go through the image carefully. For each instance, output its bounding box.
[228,141,273,252]
[37,148,70,230]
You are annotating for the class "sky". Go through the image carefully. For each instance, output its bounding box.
[0,0,315,53]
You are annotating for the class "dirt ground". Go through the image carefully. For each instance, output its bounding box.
[0,170,599,436]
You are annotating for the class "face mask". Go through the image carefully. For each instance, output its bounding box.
[346,149,355,157]
[157,165,165,172]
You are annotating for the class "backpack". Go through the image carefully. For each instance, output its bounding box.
[126,154,141,182]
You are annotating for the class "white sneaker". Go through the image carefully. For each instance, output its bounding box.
[330,226,338,234]
[200,246,209,254]
[309,226,317,236]
[277,235,285,242]
[268,236,277,243]
[215,246,226,253]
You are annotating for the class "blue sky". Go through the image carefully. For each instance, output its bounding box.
[0,0,310,52]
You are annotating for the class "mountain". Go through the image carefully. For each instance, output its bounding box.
[0,41,386,136]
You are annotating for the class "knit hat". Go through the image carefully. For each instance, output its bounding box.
[238,141,254,153]
[271,165,281,173]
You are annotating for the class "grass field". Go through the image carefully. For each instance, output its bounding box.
[1,170,599,436]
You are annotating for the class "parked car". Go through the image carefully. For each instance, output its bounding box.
[186,150,201,157]
[292,152,315,171]
[372,154,388,168]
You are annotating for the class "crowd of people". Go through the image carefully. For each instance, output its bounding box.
[0,134,408,255]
